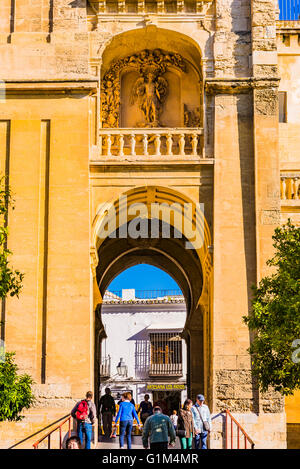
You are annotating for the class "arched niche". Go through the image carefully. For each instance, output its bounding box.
[101,27,203,129]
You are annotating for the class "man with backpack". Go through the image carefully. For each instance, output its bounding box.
[71,391,97,449]
[99,387,116,437]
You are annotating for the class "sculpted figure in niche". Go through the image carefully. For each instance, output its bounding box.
[131,69,168,127]
[101,49,186,128]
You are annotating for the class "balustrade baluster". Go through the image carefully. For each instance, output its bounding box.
[154,134,161,156]
[106,134,112,157]
[281,176,286,199]
[157,0,165,13]
[191,133,198,156]
[287,177,293,200]
[130,133,136,156]
[196,0,204,13]
[179,133,185,156]
[177,0,185,13]
[293,177,299,200]
[98,0,106,13]
[143,134,148,156]
[138,0,145,14]
[119,134,124,157]
[166,133,173,155]
[118,0,126,13]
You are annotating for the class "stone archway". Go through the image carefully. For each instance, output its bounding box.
[91,185,213,407]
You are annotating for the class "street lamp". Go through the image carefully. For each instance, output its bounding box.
[117,358,128,377]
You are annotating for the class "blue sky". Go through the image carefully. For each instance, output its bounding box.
[107,264,181,293]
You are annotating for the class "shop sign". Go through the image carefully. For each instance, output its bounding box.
[146,384,186,391]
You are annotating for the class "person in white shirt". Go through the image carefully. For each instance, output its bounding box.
[191,394,212,449]
[170,409,178,429]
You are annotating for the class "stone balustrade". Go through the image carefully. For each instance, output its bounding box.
[280,173,300,200]
[98,127,204,158]
[89,0,212,16]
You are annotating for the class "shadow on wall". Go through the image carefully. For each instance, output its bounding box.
[128,328,151,379]
[211,412,226,449]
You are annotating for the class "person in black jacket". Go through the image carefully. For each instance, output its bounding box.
[99,388,116,437]
[137,394,153,425]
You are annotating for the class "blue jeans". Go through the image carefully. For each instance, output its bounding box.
[194,431,208,449]
[119,420,133,449]
[77,421,93,449]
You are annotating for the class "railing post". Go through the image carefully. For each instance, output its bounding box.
[106,134,112,157]
[237,426,240,449]
[191,133,198,156]
[179,133,185,156]
[143,134,148,156]
[166,133,173,155]
[154,134,161,156]
[294,177,299,199]
[59,426,62,449]
[281,176,286,199]
[119,134,124,157]
[130,133,136,156]
[48,434,51,449]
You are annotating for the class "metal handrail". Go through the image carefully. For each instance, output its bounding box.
[33,414,72,449]
[224,409,255,449]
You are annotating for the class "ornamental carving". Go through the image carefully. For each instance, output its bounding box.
[101,49,186,128]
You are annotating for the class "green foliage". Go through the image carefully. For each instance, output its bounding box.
[0,352,35,421]
[0,175,24,299]
[243,219,300,395]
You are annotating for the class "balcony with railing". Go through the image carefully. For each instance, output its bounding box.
[149,332,183,377]
[280,173,300,202]
[97,128,204,161]
[104,288,183,301]
[100,355,111,378]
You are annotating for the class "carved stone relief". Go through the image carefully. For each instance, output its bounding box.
[184,104,201,127]
[101,49,186,128]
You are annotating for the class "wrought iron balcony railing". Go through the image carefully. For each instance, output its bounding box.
[100,355,111,378]
[149,363,183,376]
[106,289,183,300]
[98,127,204,158]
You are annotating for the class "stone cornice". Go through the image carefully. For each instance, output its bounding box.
[1,79,98,95]
[205,77,281,95]
[276,20,300,33]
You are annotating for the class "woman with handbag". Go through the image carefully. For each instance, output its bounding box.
[137,394,153,425]
[177,399,194,450]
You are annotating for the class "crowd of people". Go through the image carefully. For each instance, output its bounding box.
[68,389,211,450]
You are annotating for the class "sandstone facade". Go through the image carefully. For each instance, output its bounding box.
[0,0,299,449]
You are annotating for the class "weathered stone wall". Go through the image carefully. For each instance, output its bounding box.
[214,0,251,76]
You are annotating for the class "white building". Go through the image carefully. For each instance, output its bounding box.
[100,289,187,413]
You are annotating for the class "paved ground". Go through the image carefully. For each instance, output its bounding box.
[97,435,182,449]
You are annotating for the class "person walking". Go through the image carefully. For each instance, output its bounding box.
[114,392,141,449]
[99,387,116,437]
[142,406,176,450]
[177,399,194,450]
[71,391,97,450]
[191,394,212,450]
[137,394,153,425]
[170,410,178,430]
